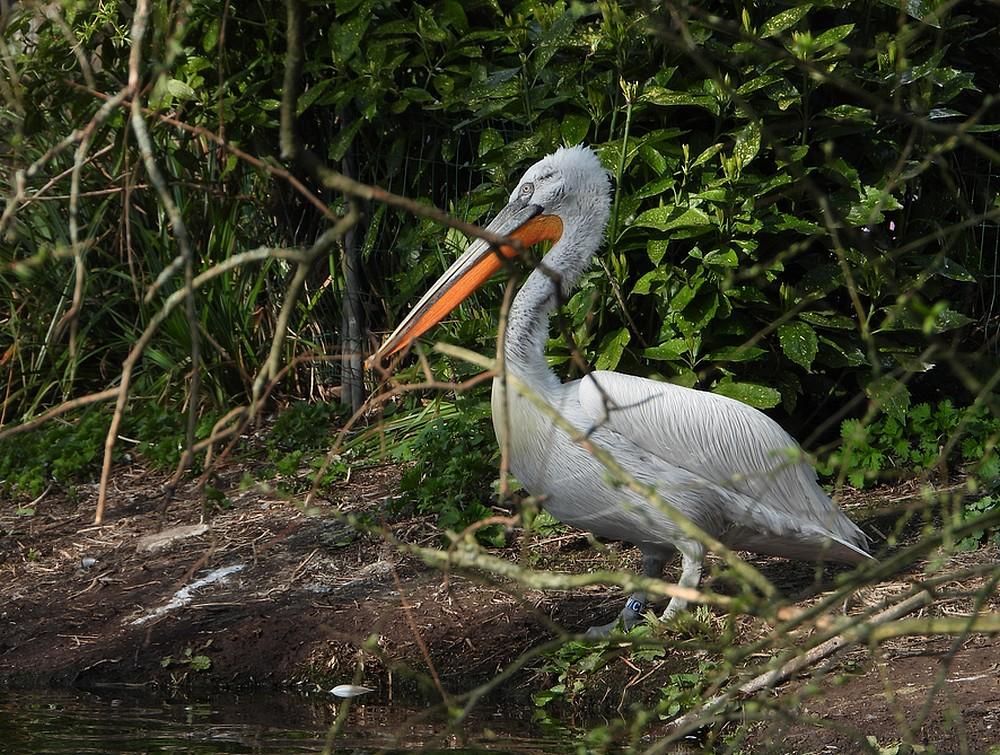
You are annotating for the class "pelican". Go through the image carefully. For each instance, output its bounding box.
[371,145,872,635]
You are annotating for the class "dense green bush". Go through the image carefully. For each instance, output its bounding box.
[391,398,504,544]
[307,0,998,422]
[818,399,1000,488]
[1,1,997,502]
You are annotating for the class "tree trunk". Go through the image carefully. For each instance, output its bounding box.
[339,117,365,414]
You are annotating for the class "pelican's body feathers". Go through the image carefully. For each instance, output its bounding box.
[375,144,872,633]
[494,369,870,566]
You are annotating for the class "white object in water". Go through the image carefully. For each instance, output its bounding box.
[329,684,374,698]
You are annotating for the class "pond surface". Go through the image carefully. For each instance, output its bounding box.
[0,688,570,754]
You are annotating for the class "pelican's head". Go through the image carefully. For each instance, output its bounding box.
[369,144,611,364]
[510,144,612,242]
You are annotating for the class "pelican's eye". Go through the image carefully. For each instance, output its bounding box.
[520,182,534,196]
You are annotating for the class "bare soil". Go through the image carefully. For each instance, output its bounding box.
[1,464,999,752]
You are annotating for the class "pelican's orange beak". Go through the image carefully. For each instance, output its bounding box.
[367,197,563,366]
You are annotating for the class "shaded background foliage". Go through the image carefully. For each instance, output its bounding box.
[1,0,999,503]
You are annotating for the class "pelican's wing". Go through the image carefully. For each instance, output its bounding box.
[578,370,870,558]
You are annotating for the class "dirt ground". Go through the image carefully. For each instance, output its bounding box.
[1,463,999,752]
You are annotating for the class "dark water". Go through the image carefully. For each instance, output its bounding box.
[0,689,569,754]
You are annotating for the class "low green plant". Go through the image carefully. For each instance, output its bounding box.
[0,410,109,498]
[0,404,223,501]
[533,629,721,724]
[128,404,222,472]
[266,401,347,453]
[390,397,503,546]
[532,638,619,714]
[160,646,213,672]
[818,400,1000,489]
[953,494,1000,551]
[250,401,351,491]
[655,660,721,719]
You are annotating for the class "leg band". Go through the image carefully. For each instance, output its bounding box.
[625,596,646,616]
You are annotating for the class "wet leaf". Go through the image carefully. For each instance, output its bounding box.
[706,345,766,362]
[866,375,910,420]
[561,113,590,145]
[644,338,687,361]
[733,122,761,167]
[813,23,854,51]
[778,321,819,370]
[633,205,711,232]
[642,87,719,115]
[595,327,631,371]
[822,105,874,123]
[328,119,364,162]
[760,5,812,38]
[736,73,783,96]
[691,143,724,167]
[166,79,196,100]
[799,311,855,330]
[647,239,669,266]
[713,381,782,409]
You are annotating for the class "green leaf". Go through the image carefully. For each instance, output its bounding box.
[813,23,854,50]
[799,311,855,330]
[713,381,782,409]
[595,327,630,371]
[736,73,783,96]
[642,87,719,115]
[647,239,669,266]
[166,79,196,100]
[706,345,765,362]
[331,15,369,63]
[822,105,874,123]
[189,655,212,671]
[296,80,332,116]
[936,257,976,282]
[328,119,364,162]
[703,247,739,268]
[633,205,712,232]
[866,375,910,420]
[778,321,819,370]
[875,0,943,28]
[692,143,724,167]
[336,0,367,14]
[478,127,503,156]
[644,339,687,361]
[561,113,590,145]
[930,308,973,333]
[732,122,761,167]
[760,5,812,37]
[637,175,676,200]
[202,19,220,52]
[847,185,903,226]
[764,78,801,110]
[773,214,823,234]
[632,268,668,295]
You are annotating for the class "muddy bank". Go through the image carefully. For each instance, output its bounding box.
[0,464,614,695]
[3,466,1000,751]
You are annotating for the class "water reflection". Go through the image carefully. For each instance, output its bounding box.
[0,688,567,754]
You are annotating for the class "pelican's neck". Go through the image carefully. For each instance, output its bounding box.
[502,226,600,391]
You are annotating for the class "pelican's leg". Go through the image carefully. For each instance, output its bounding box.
[585,553,665,638]
[660,545,704,620]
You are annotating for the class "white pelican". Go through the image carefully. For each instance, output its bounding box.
[371,145,872,635]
